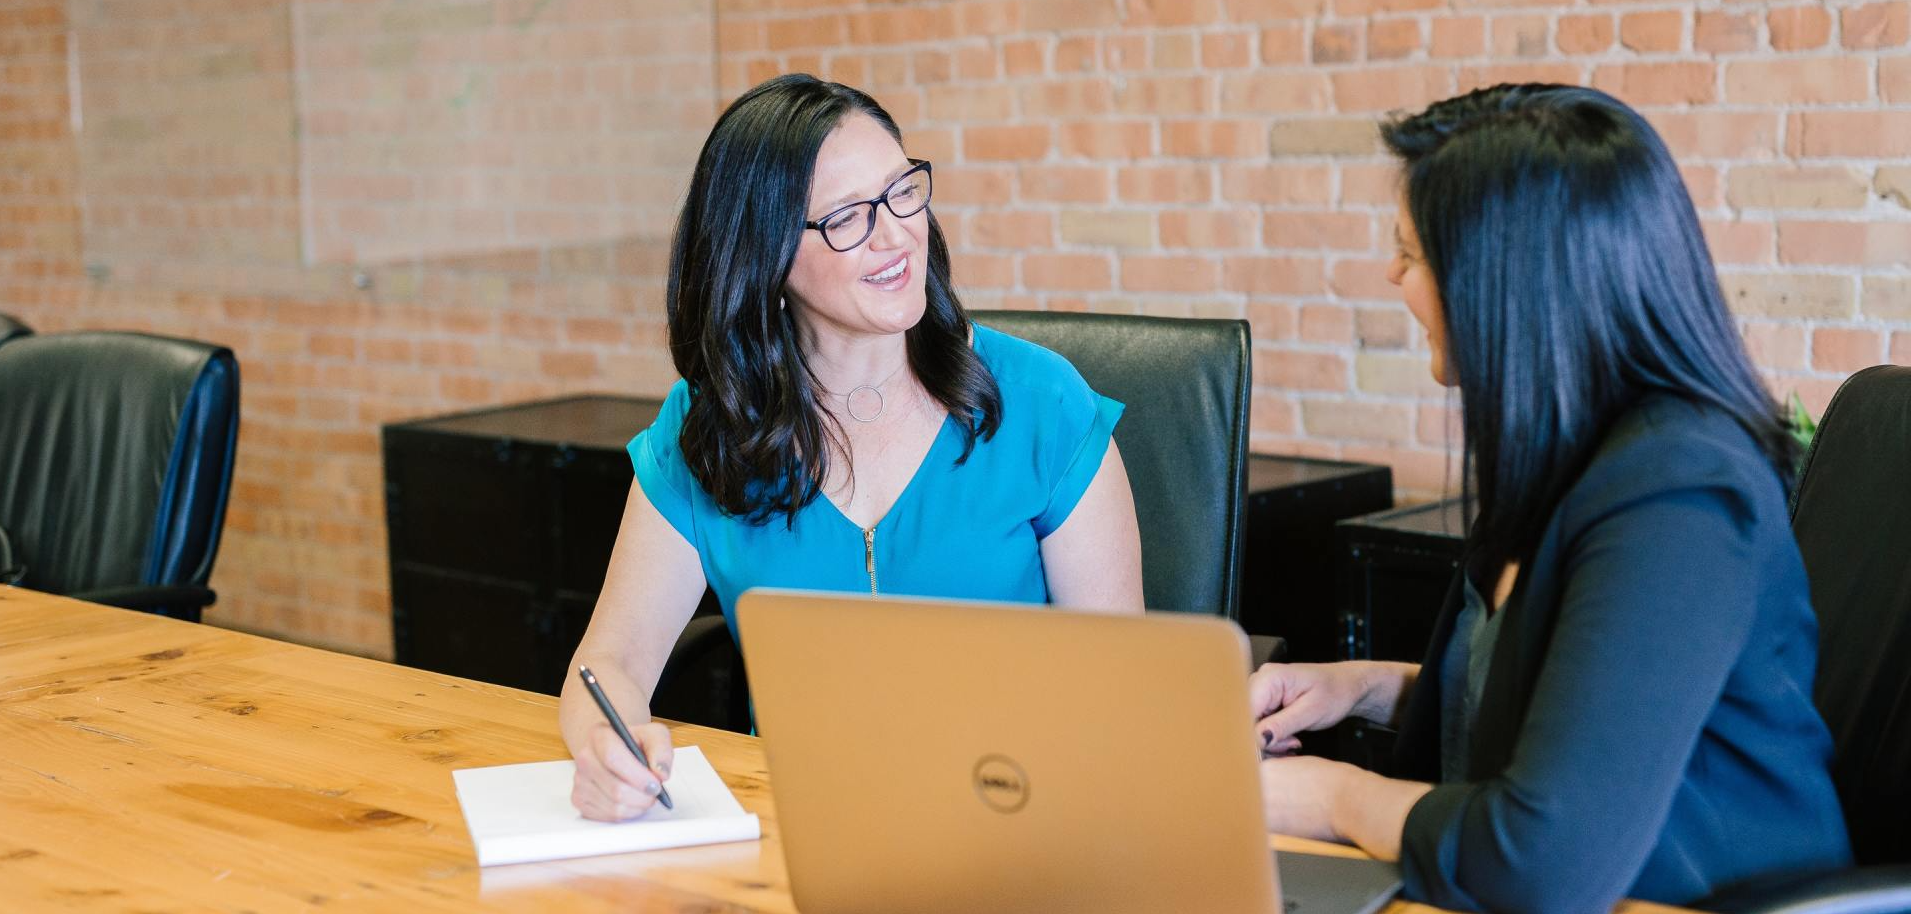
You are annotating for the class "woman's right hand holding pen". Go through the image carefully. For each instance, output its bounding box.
[571,718,675,822]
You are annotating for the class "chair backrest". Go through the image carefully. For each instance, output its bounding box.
[0,313,30,345]
[0,331,240,596]
[971,310,1251,618]
[1789,364,1911,866]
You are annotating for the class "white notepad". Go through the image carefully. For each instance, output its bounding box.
[453,745,761,866]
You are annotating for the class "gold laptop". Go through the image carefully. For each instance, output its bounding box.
[736,590,1400,914]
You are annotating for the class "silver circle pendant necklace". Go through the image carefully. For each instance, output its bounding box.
[840,360,908,423]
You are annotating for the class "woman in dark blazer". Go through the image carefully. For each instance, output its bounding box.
[1249,85,1852,913]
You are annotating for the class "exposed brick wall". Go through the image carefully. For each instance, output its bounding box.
[5,0,1910,658]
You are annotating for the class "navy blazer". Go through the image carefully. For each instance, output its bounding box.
[1394,396,1851,913]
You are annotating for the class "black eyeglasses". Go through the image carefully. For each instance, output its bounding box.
[804,159,933,253]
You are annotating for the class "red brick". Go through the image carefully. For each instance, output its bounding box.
[1768,6,1831,50]
[1260,25,1306,63]
[1219,164,1335,206]
[1331,66,1452,113]
[1120,255,1220,292]
[1312,24,1360,63]
[952,250,1015,287]
[1702,219,1775,266]
[1163,120,1268,158]
[1556,14,1615,54]
[968,211,1055,248]
[1302,400,1412,443]
[1619,10,1684,53]
[1813,328,1886,373]
[1726,59,1871,105]
[1023,253,1114,291]
[1264,212,1372,249]
[1117,164,1214,203]
[1147,33,1193,69]
[1112,75,1214,116]
[1260,349,1349,391]
[1843,2,1911,48]
[1057,120,1155,158]
[1694,12,1758,54]
[1001,38,1045,77]
[1776,220,1911,267]
[1430,17,1485,58]
[1649,111,1781,161]
[1741,322,1809,371]
[1230,0,1322,17]
[1368,18,1422,60]
[1219,71,1333,113]
[1224,256,1326,295]
[1456,63,1582,93]
[1330,258,1396,301]
[1016,165,1111,203]
[1491,16,1549,57]
[766,14,844,51]
[1591,62,1715,106]
[1892,332,1911,366]
[1787,111,1911,159]
[1018,81,1113,119]
[1054,36,1098,73]
[1126,0,1226,27]
[1300,304,1355,345]
[1202,31,1254,68]
[1160,210,1259,249]
[964,124,1050,161]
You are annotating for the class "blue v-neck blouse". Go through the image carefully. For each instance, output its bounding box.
[627,325,1123,635]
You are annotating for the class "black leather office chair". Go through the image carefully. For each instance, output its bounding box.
[0,313,31,345]
[652,310,1261,732]
[1703,365,1911,913]
[0,331,240,622]
[970,310,1252,618]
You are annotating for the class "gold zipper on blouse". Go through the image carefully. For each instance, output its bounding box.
[862,527,878,595]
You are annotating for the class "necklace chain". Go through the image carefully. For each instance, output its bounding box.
[826,359,908,423]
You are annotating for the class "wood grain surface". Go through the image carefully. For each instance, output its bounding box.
[0,588,1688,913]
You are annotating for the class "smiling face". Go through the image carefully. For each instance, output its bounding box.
[783,113,931,346]
[1386,190,1455,388]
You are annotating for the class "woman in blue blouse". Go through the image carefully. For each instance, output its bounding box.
[559,74,1143,821]
[1248,85,1850,911]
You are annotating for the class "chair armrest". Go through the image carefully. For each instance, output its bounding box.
[1699,864,1911,914]
[69,585,216,622]
[659,614,734,686]
[1249,634,1288,668]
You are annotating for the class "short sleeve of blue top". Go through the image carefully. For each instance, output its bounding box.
[627,324,1123,635]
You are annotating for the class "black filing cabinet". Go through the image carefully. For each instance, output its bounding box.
[383,395,660,695]
[1238,454,1393,662]
[1331,497,1468,771]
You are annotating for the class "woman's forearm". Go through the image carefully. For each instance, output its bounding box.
[1332,767,1434,861]
[1353,661,1420,729]
[558,647,655,752]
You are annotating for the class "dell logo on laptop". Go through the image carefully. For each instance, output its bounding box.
[972,754,1030,813]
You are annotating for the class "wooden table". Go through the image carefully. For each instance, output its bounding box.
[0,589,1687,912]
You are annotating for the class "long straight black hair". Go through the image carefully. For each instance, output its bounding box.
[1381,84,1795,577]
[666,74,1000,526]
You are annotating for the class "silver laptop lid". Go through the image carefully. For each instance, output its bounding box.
[738,590,1279,914]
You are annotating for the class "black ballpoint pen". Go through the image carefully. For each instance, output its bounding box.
[577,665,673,810]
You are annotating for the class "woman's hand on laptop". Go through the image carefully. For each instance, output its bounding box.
[570,720,675,822]
[1250,661,1418,756]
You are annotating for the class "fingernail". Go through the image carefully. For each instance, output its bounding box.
[655,762,670,779]
[1261,730,1273,747]
[644,780,662,797]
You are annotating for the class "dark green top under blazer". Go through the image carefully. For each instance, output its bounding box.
[1393,396,1852,913]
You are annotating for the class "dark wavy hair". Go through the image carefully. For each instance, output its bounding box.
[666,73,1001,525]
[1381,84,1795,577]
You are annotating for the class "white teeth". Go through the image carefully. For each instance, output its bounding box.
[863,257,907,283]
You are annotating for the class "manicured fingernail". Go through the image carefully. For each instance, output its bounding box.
[1261,730,1273,747]
[644,780,661,797]
[655,762,670,779]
